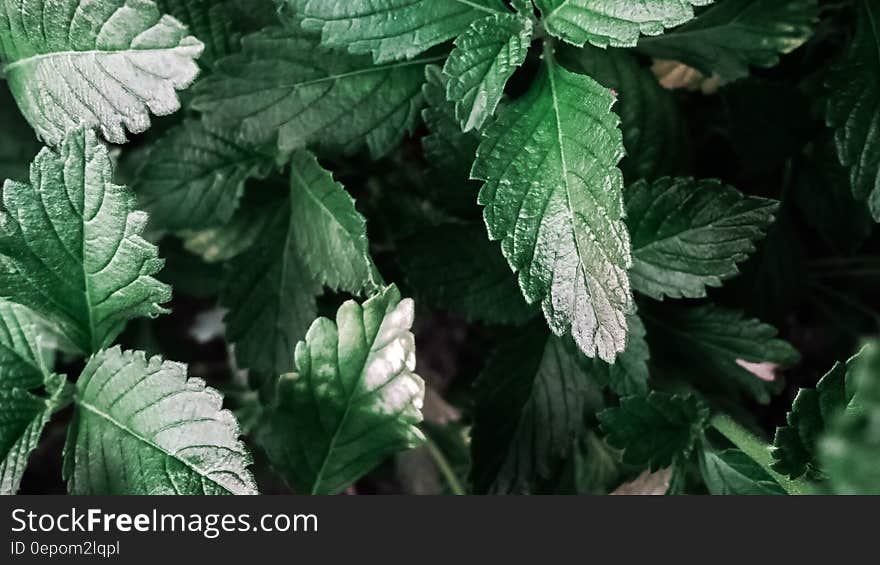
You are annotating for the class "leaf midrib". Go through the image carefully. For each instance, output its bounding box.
[76,398,232,494]
[2,46,195,74]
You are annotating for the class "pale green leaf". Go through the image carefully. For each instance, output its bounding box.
[192,27,430,159]
[289,150,378,294]
[638,0,819,83]
[471,52,633,362]
[535,0,712,48]
[289,0,508,63]
[0,0,204,145]
[589,312,650,396]
[826,0,880,221]
[625,177,779,300]
[63,347,257,495]
[0,129,171,354]
[135,119,273,232]
[443,13,533,132]
[257,285,426,495]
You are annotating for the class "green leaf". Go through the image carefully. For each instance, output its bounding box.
[644,303,800,404]
[470,327,604,494]
[193,27,430,159]
[0,300,67,494]
[0,129,171,355]
[182,186,280,264]
[443,13,533,132]
[638,0,818,83]
[471,50,633,362]
[257,285,426,495]
[398,223,537,326]
[826,0,880,221]
[134,119,273,232]
[625,177,779,300]
[599,392,709,470]
[0,301,51,391]
[154,0,239,68]
[289,0,508,63]
[557,45,690,183]
[772,348,863,479]
[0,374,67,494]
[63,347,257,494]
[422,65,481,179]
[819,341,880,494]
[535,0,711,48]
[698,447,785,495]
[221,195,321,378]
[0,0,204,145]
[289,150,379,294]
[566,430,622,494]
[589,313,650,396]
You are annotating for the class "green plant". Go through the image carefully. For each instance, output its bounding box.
[0,0,878,495]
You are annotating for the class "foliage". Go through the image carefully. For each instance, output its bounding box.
[0,0,877,496]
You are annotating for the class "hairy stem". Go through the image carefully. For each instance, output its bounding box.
[709,413,816,495]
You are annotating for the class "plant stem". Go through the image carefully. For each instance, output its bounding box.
[709,413,816,495]
[424,436,466,495]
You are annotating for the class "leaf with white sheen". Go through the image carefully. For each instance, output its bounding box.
[289,0,508,63]
[625,177,779,300]
[192,27,429,159]
[826,0,880,221]
[0,129,171,354]
[558,45,690,182]
[471,53,633,361]
[63,347,257,495]
[535,0,712,48]
[0,0,204,145]
[289,150,379,295]
[257,285,425,495]
[443,13,533,132]
[638,0,819,83]
[221,197,321,378]
[135,119,273,232]
[471,327,604,494]
[589,313,650,396]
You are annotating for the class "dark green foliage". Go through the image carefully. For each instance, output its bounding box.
[0,0,876,496]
